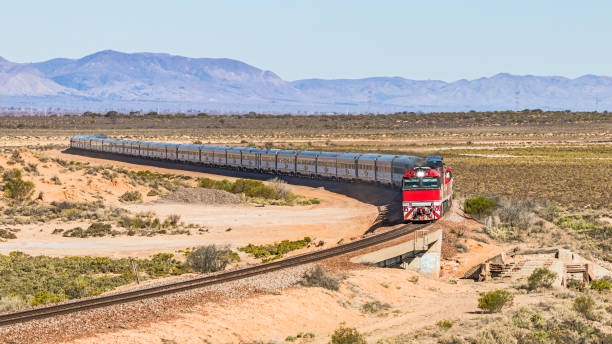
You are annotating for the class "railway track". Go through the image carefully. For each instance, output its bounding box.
[0,222,427,327]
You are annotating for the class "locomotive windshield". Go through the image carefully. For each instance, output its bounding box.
[402,177,439,190]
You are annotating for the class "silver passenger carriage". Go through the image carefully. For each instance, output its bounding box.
[357,154,380,181]
[337,153,361,179]
[199,146,219,165]
[276,150,297,174]
[226,147,244,167]
[261,149,280,172]
[242,148,267,170]
[164,143,180,161]
[316,152,339,178]
[90,137,105,152]
[374,154,397,185]
[177,144,201,162]
[296,151,319,176]
[125,140,141,156]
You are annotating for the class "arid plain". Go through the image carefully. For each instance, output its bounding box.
[0,111,610,343]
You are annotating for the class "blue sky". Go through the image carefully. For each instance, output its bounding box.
[1,1,610,81]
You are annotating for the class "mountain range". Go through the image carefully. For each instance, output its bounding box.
[0,50,610,113]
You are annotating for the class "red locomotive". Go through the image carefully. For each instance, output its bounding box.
[402,156,453,221]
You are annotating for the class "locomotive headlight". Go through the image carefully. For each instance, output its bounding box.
[416,171,425,178]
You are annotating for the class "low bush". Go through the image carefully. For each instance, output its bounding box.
[477,289,514,313]
[361,300,391,314]
[591,279,611,292]
[566,279,586,292]
[0,228,18,240]
[527,268,557,291]
[198,177,280,200]
[436,320,454,329]
[3,168,34,202]
[454,242,469,253]
[239,237,311,262]
[62,223,114,238]
[165,214,181,226]
[186,245,239,273]
[573,295,598,320]
[268,177,291,199]
[119,190,142,203]
[330,325,366,344]
[299,265,340,291]
[463,197,496,218]
[2,168,21,181]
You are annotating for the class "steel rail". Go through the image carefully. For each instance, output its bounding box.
[0,223,427,327]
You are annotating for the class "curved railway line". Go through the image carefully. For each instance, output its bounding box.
[0,221,429,327]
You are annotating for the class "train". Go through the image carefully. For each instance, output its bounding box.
[70,135,453,222]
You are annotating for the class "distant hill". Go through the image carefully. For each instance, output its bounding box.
[0,50,611,113]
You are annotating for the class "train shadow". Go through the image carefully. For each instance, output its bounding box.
[63,148,403,212]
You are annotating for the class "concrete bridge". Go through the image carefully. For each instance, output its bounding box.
[350,229,443,278]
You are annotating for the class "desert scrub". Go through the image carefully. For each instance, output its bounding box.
[299,265,340,291]
[199,177,279,199]
[119,190,143,203]
[361,300,391,314]
[463,196,496,219]
[0,251,189,307]
[61,223,118,238]
[330,325,366,344]
[573,295,599,321]
[117,212,194,236]
[527,268,557,291]
[239,237,311,262]
[1,200,128,225]
[555,214,611,262]
[0,228,18,240]
[436,320,453,329]
[3,168,35,202]
[590,279,611,293]
[186,245,240,273]
[477,289,514,313]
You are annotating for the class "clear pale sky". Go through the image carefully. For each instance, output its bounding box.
[1,0,610,81]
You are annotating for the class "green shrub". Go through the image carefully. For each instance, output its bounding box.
[591,279,611,292]
[573,295,598,320]
[299,265,339,291]
[477,289,514,313]
[198,177,280,200]
[186,245,239,273]
[239,237,311,261]
[330,325,366,344]
[436,320,454,329]
[4,176,35,201]
[527,268,557,291]
[2,168,22,181]
[119,190,142,203]
[361,300,391,314]
[463,197,496,218]
[31,290,65,306]
[566,279,586,292]
[62,223,113,238]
